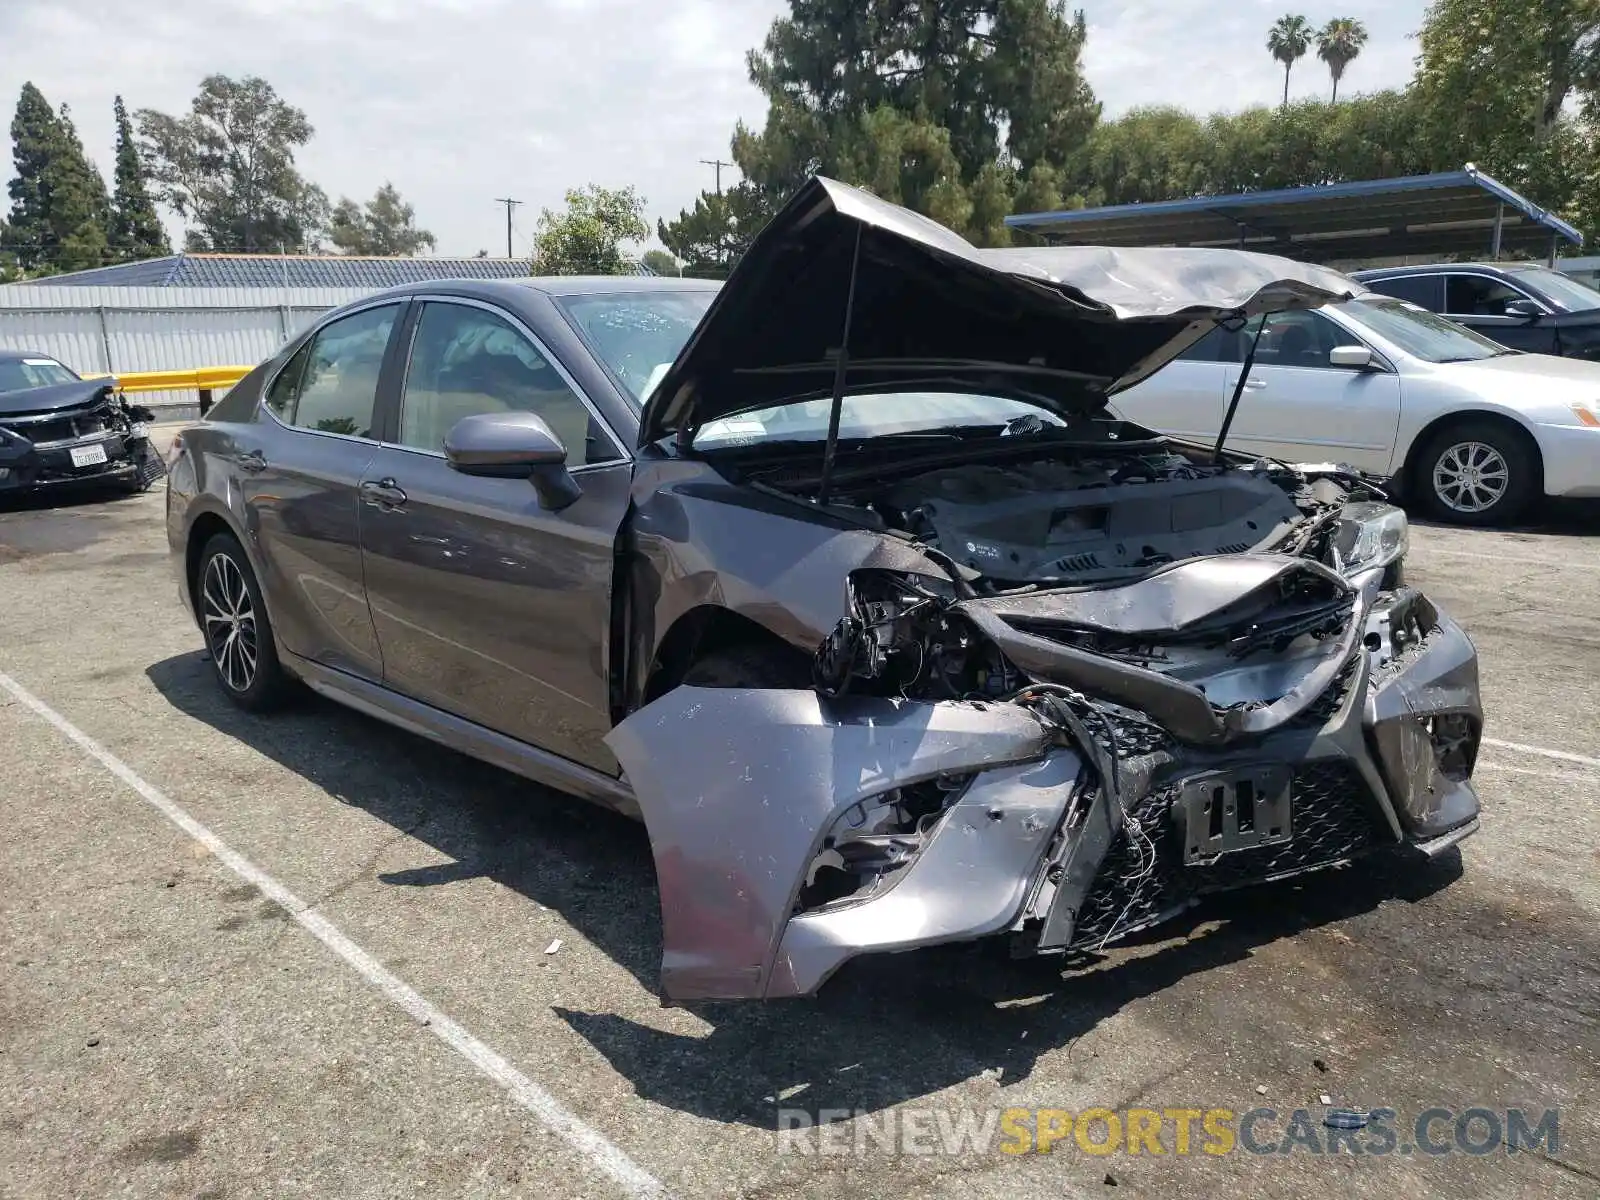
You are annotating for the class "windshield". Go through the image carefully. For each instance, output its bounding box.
[1510,265,1600,313]
[554,290,716,403]
[0,356,78,392]
[1340,296,1510,362]
[695,391,1074,448]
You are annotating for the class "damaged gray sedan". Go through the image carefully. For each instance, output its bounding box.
[167,177,1482,1004]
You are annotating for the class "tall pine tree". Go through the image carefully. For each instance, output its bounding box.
[109,95,169,262]
[6,83,112,275]
[662,0,1100,257]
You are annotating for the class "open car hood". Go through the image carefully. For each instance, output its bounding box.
[0,378,112,418]
[638,176,1359,448]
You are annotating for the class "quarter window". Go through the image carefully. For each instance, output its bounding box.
[268,304,398,436]
[396,302,615,466]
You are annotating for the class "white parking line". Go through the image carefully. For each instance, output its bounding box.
[1478,760,1598,783]
[0,668,672,1200]
[1482,737,1600,771]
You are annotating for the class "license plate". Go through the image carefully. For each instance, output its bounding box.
[1178,765,1293,865]
[70,443,108,468]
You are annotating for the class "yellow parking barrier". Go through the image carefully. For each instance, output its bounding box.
[81,365,254,416]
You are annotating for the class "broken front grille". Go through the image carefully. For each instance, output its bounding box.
[0,403,112,445]
[1067,759,1384,950]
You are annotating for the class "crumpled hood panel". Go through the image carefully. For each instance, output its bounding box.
[0,378,112,418]
[971,554,1354,638]
[639,175,1359,446]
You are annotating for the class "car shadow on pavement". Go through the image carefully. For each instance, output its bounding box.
[1403,495,1600,537]
[0,483,142,515]
[147,649,1462,1128]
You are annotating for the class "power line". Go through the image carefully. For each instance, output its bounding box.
[493,197,522,260]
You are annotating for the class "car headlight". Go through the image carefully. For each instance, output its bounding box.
[1334,501,1409,574]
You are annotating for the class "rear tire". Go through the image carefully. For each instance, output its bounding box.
[195,533,292,711]
[1412,419,1540,527]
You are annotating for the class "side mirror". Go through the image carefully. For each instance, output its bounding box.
[444,411,582,511]
[1329,344,1374,370]
[1505,297,1543,319]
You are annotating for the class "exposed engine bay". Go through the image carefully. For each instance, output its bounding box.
[879,454,1305,583]
[649,436,1476,988]
[718,438,1385,710]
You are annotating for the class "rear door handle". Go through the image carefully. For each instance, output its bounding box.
[360,478,408,510]
[1229,376,1267,390]
[234,448,267,472]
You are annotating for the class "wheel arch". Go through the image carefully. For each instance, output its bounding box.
[1398,408,1545,497]
[640,605,812,706]
[185,510,242,621]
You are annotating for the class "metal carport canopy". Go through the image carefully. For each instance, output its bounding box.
[1004,166,1583,262]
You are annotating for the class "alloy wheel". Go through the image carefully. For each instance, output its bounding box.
[1431,441,1510,514]
[202,552,259,693]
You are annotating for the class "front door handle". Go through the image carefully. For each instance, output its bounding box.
[1229,376,1267,390]
[360,478,408,510]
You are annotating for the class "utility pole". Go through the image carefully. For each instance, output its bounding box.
[700,158,733,270]
[699,158,731,198]
[493,197,522,259]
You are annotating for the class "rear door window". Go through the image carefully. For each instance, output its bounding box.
[1365,273,1444,311]
[267,304,400,437]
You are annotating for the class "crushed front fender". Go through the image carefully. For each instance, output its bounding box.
[604,688,1061,1001]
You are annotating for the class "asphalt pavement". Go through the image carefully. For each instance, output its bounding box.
[0,464,1596,1199]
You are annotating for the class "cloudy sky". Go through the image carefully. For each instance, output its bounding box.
[2,0,1426,258]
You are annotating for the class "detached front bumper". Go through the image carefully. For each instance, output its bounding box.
[608,588,1480,1003]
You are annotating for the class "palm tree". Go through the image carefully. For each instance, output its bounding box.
[1266,15,1313,108]
[1316,17,1369,103]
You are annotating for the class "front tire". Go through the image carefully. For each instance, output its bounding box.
[1413,420,1540,527]
[196,533,291,711]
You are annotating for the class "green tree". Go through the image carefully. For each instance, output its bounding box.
[328,182,436,255]
[657,181,773,275]
[1267,15,1314,107]
[6,84,112,275]
[639,248,680,276]
[1074,106,1208,205]
[0,217,22,281]
[532,185,648,275]
[108,95,170,262]
[1415,0,1600,236]
[1316,18,1370,101]
[137,75,326,252]
[699,0,1100,246]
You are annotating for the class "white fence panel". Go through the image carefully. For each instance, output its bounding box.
[0,308,110,372]
[0,290,364,410]
[106,308,288,372]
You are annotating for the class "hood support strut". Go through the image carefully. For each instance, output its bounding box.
[816,225,864,507]
[1212,315,1267,464]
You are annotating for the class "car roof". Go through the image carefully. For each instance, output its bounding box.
[0,349,66,364]
[351,275,722,306]
[1352,262,1552,279]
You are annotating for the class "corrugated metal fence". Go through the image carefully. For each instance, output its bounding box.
[0,286,372,410]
